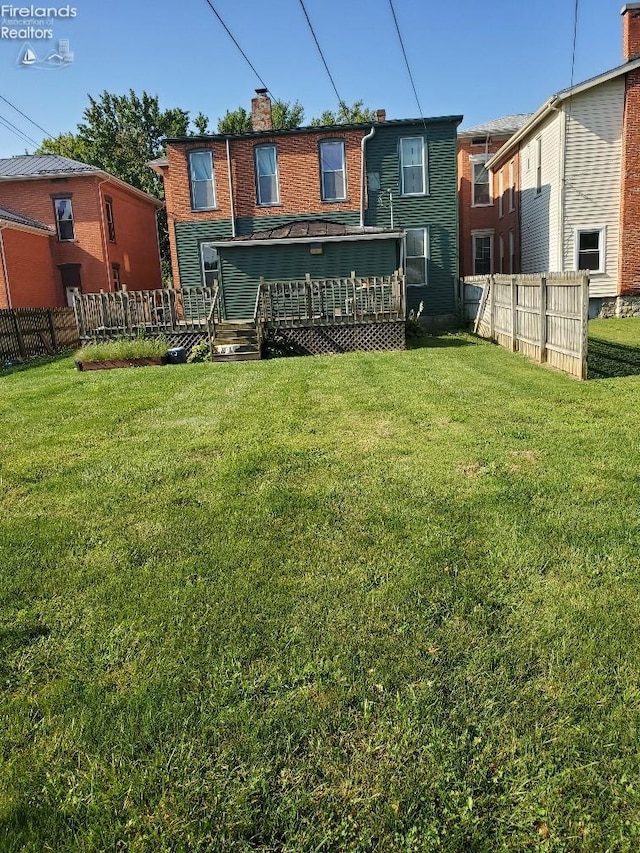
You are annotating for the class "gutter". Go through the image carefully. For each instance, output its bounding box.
[209,231,405,249]
[97,178,113,291]
[485,96,560,171]
[226,138,236,237]
[360,126,376,227]
[0,226,13,309]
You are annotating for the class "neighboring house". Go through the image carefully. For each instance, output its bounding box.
[151,91,461,326]
[457,114,530,278]
[486,4,640,315]
[0,154,163,308]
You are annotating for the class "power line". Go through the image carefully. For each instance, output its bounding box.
[201,0,276,100]
[0,93,52,139]
[297,0,344,108]
[388,0,426,125]
[569,0,579,89]
[0,113,38,147]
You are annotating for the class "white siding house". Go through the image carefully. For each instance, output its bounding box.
[487,57,640,303]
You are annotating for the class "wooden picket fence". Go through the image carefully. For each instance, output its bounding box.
[0,307,79,362]
[460,273,589,380]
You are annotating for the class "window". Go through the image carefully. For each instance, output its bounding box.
[471,136,487,147]
[498,169,504,218]
[499,234,505,273]
[189,150,216,210]
[59,264,81,306]
[472,160,491,206]
[112,264,121,291]
[105,197,116,242]
[535,137,542,195]
[472,232,493,275]
[400,137,426,195]
[405,228,428,286]
[509,230,515,274]
[200,242,219,287]
[508,160,515,211]
[53,197,74,241]
[255,144,279,205]
[575,228,605,274]
[319,140,346,201]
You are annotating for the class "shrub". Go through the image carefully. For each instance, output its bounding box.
[187,340,212,363]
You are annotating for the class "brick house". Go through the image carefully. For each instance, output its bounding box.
[457,115,529,278]
[150,92,461,326]
[485,4,640,316]
[0,154,163,308]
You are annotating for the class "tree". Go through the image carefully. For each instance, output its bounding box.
[36,91,208,281]
[217,99,305,134]
[310,100,376,126]
[193,112,210,135]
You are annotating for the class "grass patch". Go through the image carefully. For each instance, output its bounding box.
[2,336,640,850]
[75,336,169,363]
[589,318,640,379]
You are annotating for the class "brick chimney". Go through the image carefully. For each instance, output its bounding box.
[622,3,640,61]
[251,89,273,132]
[375,109,386,122]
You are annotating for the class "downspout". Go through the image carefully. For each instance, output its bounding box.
[226,138,236,237]
[0,225,13,309]
[97,178,112,291]
[360,126,376,227]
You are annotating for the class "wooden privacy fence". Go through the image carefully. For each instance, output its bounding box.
[259,272,405,327]
[0,307,78,362]
[73,287,213,340]
[461,273,589,380]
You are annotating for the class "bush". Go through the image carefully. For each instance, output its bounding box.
[75,336,169,363]
[187,340,212,363]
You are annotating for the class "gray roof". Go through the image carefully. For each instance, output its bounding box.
[459,114,532,137]
[0,154,98,178]
[219,219,400,243]
[0,205,53,231]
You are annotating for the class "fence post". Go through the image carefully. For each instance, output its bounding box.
[488,276,495,340]
[579,274,590,380]
[305,272,312,324]
[48,309,57,352]
[539,275,547,363]
[510,276,517,351]
[11,311,26,358]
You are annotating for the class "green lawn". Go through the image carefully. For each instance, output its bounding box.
[2,326,640,852]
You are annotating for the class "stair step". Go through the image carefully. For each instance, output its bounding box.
[212,351,261,363]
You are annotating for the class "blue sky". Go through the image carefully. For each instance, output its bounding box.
[0,0,624,158]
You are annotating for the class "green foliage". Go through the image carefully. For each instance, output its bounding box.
[4,328,640,849]
[187,339,212,363]
[75,335,168,363]
[217,99,305,134]
[310,100,377,126]
[217,106,252,134]
[37,131,89,162]
[192,111,210,135]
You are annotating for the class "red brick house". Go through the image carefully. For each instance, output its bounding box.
[0,154,163,308]
[457,115,529,279]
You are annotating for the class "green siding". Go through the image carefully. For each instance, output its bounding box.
[175,220,232,288]
[365,120,459,315]
[219,239,399,320]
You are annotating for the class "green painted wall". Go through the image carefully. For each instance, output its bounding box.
[175,220,232,289]
[365,120,459,315]
[219,239,399,320]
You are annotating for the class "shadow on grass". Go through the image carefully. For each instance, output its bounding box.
[406,330,475,350]
[588,337,640,379]
[0,352,73,378]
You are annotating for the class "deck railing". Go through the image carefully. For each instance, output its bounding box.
[73,287,214,340]
[259,272,405,328]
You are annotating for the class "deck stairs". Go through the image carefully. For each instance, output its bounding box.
[211,319,262,362]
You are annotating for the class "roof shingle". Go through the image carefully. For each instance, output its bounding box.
[0,154,98,178]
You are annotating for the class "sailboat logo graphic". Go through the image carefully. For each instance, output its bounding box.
[20,45,38,66]
[17,40,74,70]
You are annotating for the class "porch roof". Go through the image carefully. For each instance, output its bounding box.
[0,206,54,235]
[212,219,404,248]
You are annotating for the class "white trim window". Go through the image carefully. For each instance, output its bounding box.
[575,227,605,274]
[471,158,491,206]
[508,160,515,211]
[255,144,279,206]
[509,229,515,274]
[498,169,504,218]
[405,227,428,286]
[319,140,346,201]
[535,137,542,195]
[200,242,219,287]
[53,197,75,241]
[189,150,216,210]
[400,136,427,195]
[472,230,493,275]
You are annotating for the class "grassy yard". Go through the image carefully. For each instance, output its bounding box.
[2,324,640,852]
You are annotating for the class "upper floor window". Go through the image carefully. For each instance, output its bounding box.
[319,140,346,201]
[189,150,216,210]
[472,160,491,206]
[508,160,515,211]
[400,137,426,195]
[53,197,74,241]
[105,197,116,242]
[535,137,542,195]
[498,169,504,218]
[255,145,279,206]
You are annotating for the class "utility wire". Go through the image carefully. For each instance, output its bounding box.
[568,0,579,90]
[298,0,344,108]
[0,93,52,139]
[201,0,276,100]
[388,0,426,126]
[0,113,39,147]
